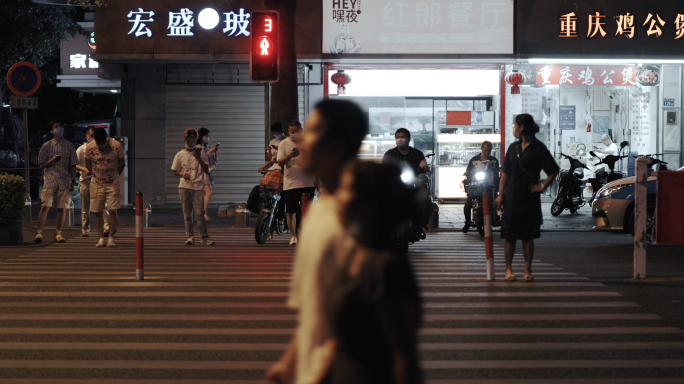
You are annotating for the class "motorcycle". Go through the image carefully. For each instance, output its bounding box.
[396,158,434,253]
[464,160,500,236]
[254,174,286,244]
[587,141,629,206]
[551,153,589,216]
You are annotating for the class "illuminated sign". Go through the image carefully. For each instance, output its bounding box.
[535,65,636,86]
[198,8,220,30]
[70,54,99,69]
[250,11,279,82]
[559,12,684,39]
[124,7,251,38]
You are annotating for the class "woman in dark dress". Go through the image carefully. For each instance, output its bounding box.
[322,160,423,384]
[494,114,560,282]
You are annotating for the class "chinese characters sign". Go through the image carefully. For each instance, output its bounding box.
[125,7,250,38]
[323,0,514,54]
[535,65,637,86]
[559,11,684,39]
[69,54,99,69]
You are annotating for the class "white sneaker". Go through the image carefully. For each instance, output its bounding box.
[289,236,298,246]
[201,237,215,245]
[95,238,105,247]
[185,237,195,245]
[107,238,116,248]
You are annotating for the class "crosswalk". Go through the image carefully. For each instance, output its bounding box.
[0,229,683,383]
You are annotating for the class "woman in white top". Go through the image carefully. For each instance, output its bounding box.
[197,128,219,222]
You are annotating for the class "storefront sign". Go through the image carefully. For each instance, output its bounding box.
[323,0,514,54]
[126,7,249,38]
[559,105,576,130]
[559,11,684,39]
[630,93,651,151]
[69,54,99,69]
[61,27,98,75]
[535,65,637,86]
[446,111,471,125]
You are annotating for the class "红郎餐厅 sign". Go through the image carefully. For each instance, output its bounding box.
[323,0,514,54]
[94,0,321,57]
[534,65,638,86]
[517,0,684,56]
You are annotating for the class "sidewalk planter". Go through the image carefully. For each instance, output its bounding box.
[0,173,26,246]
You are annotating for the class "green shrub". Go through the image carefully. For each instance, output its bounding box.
[0,173,26,226]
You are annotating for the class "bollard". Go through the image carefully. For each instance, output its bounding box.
[135,192,144,280]
[633,157,648,279]
[301,193,311,218]
[23,193,31,227]
[483,192,495,281]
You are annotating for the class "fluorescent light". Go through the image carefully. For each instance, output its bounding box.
[526,58,684,65]
[328,69,500,97]
[110,90,118,93]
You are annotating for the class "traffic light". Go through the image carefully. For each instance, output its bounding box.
[250,11,279,82]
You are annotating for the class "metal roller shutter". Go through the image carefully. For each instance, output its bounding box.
[166,85,266,204]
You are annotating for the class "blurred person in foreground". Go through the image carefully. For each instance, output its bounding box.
[267,99,417,384]
[320,160,422,384]
[494,113,559,282]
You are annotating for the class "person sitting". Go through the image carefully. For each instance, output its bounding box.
[594,134,619,157]
[382,128,428,175]
[462,141,500,233]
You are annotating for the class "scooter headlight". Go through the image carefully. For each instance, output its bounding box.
[475,172,486,181]
[401,170,414,183]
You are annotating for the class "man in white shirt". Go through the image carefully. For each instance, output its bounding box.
[171,129,215,246]
[595,134,619,157]
[85,128,125,248]
[277,120,316,246]
[266,100,369,384]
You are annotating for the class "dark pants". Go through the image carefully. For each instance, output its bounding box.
[464,196,473,223]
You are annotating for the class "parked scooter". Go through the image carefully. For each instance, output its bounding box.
[551,153,589,216]
[587,141,629,206]
[254,173,286,244]
[464,160,500,236]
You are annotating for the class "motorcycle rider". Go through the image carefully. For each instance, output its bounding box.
[462,141,500,233]
[382,128,428,174]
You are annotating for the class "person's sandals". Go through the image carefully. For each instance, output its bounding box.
[505,273,517,281]
[524,274,535,282]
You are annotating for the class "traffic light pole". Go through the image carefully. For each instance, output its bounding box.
[23,109,30,196]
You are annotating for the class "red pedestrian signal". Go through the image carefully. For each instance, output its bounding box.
[250,11,279,82]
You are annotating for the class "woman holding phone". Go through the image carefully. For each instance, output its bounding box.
[197,127,218,222]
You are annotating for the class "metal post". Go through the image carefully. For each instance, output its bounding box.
[22,109,30,196]
[135,192,144,280]
[483,192,495,281]
[634,157,648,279]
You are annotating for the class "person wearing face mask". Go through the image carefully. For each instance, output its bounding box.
[35,120,79,244]
[197,128,218,222]
[382,128,428,175]
[462,141,500,233]
[85,128,126,248]
[259,122,286,173]
[171,129,215,246]
[277,120,315,246]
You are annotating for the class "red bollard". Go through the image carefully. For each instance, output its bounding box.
[483,192,495,281]
[135,192,144,280]
[301,193,311,219]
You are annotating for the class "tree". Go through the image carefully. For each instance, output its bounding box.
[264,0,299,127]
[0,0,85,102]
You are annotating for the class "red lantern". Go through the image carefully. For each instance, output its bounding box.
[331,70,352,95]
[505,70,525,95]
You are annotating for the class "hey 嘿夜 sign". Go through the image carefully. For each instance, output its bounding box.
[323,0,514,55]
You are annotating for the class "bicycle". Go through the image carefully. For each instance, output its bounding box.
[255,172,286,244]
